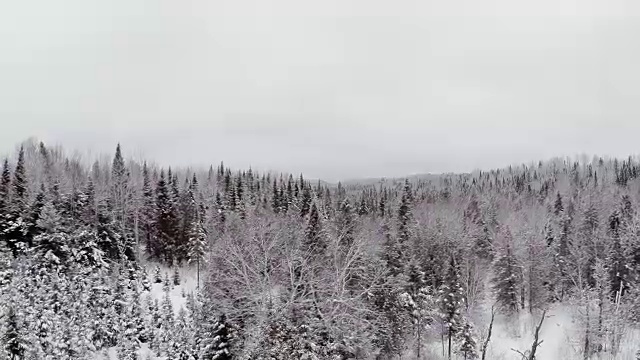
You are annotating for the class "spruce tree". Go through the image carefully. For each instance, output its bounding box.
[3,306,27,360]
[153,266,162,284]
[160,282,175,355]
[201,314,233,360]
[111,144,133,260]
[173,267,180,286]
[492,230,522,315]
[187,202,207,289]
[299,184,312,218]
[155,171,178,264]
[0,158,10,216]
[303,202,325,257]
[397,179,413,245]
[458,322,478,360]
[382,220,403,277]
[337,198,355,251]
[12,146,27,216]
[439,257,465,359]
[608,206,629,296]
[141,162,156,252]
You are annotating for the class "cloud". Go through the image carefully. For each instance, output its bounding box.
[1,0,640,181]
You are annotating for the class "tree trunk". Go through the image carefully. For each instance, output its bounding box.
[584,297,590,360]
[441,323,446,357]
[481,306,495,360]
[416,318,421,359]
[196,258,200,289]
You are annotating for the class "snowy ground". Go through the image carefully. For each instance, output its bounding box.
[93,264,199,360]
[420,305,640,360]
[92,264,640,360]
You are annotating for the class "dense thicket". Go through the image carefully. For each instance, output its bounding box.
[2,139,640,359]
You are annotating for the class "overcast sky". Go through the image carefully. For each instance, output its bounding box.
[1,0,640,181]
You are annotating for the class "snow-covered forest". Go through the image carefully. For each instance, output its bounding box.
[3,139,640,360]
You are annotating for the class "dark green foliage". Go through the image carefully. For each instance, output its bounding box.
[154,171,179,264]
[12,146,27,216]
[458,322,478,360]
[439,257,466,357]
[304,203,325,256]
[2,306,27,360]
[299,183,312,218]
[0,158,10,214]
[173,267,180,286]
[492,230,522,314]
[397,179,413,244]
[201,314,233,360]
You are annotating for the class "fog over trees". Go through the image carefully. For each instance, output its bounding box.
[2,139,640,359]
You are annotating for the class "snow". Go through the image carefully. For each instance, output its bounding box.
[100,263,199,360]
[419,304,640,360]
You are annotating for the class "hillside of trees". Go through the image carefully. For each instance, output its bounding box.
[2,139,640,359]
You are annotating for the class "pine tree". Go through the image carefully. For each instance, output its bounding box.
[337,198,355,251]
[12,146,27,216]
[492,229,522,315]
[358,195,369,216]
[608,208,628,297]
[160,283,175,355]
[382,220,403,277]
[303,202,325,257]
[439,257,465,359]
[155,171,178,264]
[201,314,233,360]
[187,202,207,289]
[378,189,387,218]
[404,258,435,359]
[141,266,151,292]
[397,179,413,245]
[168,307,195,360]
[111,144,133,260]
[458,322,478,360]
[3,306,27,360]
[173,267,181,286]
[154,266,162,284]
[141,162,156,252]
[0,158,11,216]
[163,273,172,293]
[3,148,29,254]
[299,182,312,218]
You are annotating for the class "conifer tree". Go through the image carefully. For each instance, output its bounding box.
[173,267,181,286]
[397,179,413,245]
[153,266,162,284]
[187,202,207,289]
[271,179,280,214]
[299,184,312,218]
[154,171,178,263]
[404,258,435,359]
[160,282,175,355]
[439,257,465,359]
[304,202,325,257]
[201,314,233,360]
[337,198,355,251]
[492,230,522,315]
[382,220,403,277]
[608,207,628,296]
[111,144,133,260]
[141,162,156,252]
[458,322,478,360]
[0,158,11,216]
[12,146,27,216]
[3,306,27,360]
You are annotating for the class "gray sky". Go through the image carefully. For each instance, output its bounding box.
[1,0,640,181]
